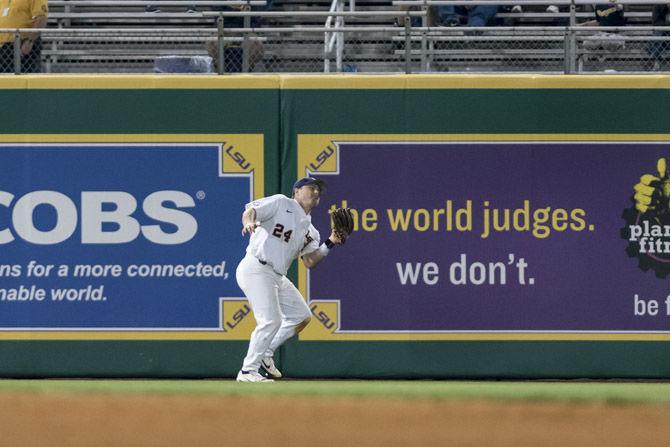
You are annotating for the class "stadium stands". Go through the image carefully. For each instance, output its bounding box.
[2,0,669,73]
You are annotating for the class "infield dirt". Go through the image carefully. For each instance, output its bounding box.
[0,392,667,446]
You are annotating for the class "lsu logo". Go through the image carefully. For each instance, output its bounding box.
[0,190,197,245]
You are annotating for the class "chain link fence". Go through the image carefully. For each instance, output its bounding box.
[395,29,567,73]
[1,35,43,74]
[574,29,670,72]
[41,29,216,73]
[2,26,670,74]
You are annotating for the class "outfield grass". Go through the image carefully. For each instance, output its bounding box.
[0,379,668,405]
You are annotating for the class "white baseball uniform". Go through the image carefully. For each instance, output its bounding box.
[236,194,320,373]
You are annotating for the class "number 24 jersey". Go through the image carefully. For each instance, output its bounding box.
[245,194,321,275]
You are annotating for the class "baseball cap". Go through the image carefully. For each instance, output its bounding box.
[293,176,326,192]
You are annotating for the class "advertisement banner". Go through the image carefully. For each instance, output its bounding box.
[298,135,670,341]
[0,135,263,339]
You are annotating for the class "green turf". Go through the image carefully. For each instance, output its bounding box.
[0,380,669,405]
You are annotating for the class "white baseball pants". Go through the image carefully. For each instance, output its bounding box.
[236,254,312,373]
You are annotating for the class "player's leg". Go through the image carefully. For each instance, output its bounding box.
[236,256,282,380]
[261,277,311,378]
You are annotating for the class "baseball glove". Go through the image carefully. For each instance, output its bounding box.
[331,207,354,244]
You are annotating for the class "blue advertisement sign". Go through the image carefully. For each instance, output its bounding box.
[0,144,250,332]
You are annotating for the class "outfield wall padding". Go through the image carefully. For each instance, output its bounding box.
[1,75,670,378]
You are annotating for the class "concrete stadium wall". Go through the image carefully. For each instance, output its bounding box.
[1,75,670,378]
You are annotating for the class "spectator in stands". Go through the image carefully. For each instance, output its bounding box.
[646,3,670,70]
[395,5,434,27]
[509,4,559,14]
[437,1,499,27]
[206,2,267,72]
[579,1,626,27]
[502,4,565,27]
[577,1,626,53]
[213,1,270,28]
[0,0,48,73]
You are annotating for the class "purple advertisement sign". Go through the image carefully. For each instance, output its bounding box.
[307,141,670,335]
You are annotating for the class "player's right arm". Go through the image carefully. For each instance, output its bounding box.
[241,207,259,235]
[241,195,284,235]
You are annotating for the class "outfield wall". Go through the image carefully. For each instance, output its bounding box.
[1,75,670,378]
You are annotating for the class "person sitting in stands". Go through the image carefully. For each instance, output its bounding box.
[577,1,626,53]
[579,1,626,27]
[437,0,499,27]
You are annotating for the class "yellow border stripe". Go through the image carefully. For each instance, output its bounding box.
[301,333,670,341]
[301,133,670,143]
[3,74,670,90]
[0,75,280,89]
[0,332,241,340]
[280,74,670,90]
[0,332,669,341]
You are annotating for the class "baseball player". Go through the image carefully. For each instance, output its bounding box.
[235,176,343,382]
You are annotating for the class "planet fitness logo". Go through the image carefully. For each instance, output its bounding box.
[622,158,670,278]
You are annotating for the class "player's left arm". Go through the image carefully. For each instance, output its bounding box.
[301,229,342,269]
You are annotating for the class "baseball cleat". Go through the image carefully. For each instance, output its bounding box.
[236,370,274,383]
[260,357,283,379]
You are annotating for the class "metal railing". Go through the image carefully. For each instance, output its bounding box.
[3,24,670,75]
[2,1,670,74]
[49,1,262,4]
[393,0,667,5]
[324,0,346,72]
